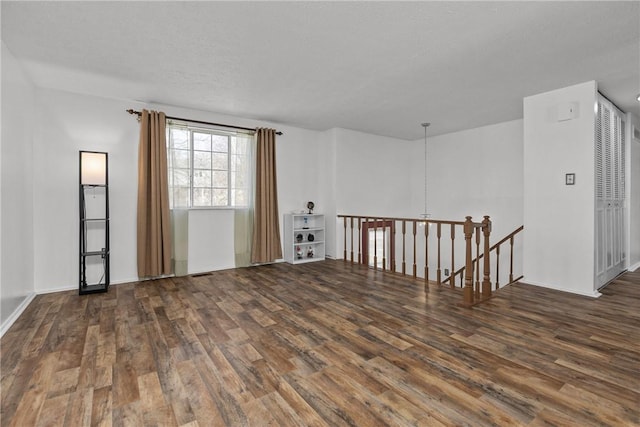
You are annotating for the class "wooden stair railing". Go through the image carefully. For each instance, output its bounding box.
[442,225,524,292]
[337,214,496,306]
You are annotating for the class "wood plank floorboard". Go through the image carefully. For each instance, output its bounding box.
[1,260,639,426]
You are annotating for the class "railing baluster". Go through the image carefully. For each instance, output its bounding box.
[412,220,417,278]
[424,220,429,284]
[475,226,481,298]
[450,224,455,289]
[350,217,354,264]
[436,223,442,285]
[391,221,396,273]
[509,235,514,283]
[343,217,347,262]
[495,243,501,289]
[382,222,386,272]
[357,218,362,264]
[373,218,378,270]
[402,220,406,275]
[364,216,368,265]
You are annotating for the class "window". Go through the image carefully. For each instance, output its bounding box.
[167,122,252,208]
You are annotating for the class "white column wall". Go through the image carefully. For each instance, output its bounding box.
[523,81,598,296]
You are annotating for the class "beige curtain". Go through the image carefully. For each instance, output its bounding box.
[137,109,172,278]
[251,128,283,263]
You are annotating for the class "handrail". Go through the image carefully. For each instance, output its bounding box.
[443,225,524,289]
[338,214,465,226]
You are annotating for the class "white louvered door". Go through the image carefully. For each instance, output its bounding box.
[595,96,626,288]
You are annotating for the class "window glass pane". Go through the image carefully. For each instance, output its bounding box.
[172,149,190,169]
[212,135,228,152]
[171,129,189,149]
[213,171,228,188]
[213,153,228,170]
[231,136,248,156]
[193,132,211,151]
[232,189,247,206]
[194,151,212,169]
[193,170,211,187]
[193,188,212,206]
[173,168,190,186]
[212,189,228,206]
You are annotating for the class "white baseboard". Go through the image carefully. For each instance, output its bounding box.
[35,277,141,295]
[520,279,602,298]
[0,292,37,338]
[628,261,640,272]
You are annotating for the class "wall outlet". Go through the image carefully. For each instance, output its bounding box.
[444,268,450,276]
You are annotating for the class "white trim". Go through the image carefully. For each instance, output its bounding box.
[628,262,640,272]
[35,277,140,295]
[520,279,602,298]
[0,292,37,338]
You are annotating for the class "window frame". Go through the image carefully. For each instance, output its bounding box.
[166,121,252,210]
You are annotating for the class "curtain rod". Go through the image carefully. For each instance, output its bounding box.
[126,109,283,135]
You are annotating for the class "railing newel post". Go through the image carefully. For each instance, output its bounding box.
[463,216,475,306]
[481,215,492,297]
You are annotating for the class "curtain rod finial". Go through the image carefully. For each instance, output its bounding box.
[126,109,142,122]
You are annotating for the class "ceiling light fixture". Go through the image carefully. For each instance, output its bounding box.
[420,122,431,221]
[636,93,640,102]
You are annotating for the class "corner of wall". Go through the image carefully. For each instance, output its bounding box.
[1,41,37,330]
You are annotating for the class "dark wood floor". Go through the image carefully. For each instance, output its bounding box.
[1,260,639,426]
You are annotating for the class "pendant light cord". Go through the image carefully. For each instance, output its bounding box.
[422,122,430,217]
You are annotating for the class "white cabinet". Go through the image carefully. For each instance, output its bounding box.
[284,214,325,264]
[595,95,626,288]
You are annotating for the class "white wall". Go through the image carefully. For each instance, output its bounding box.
[327,121,525,286]
[523,81,598,296]
[29,89,325,291]
[152,103,323,274]
[330,128,416,260]
[335,128,416,218]
[8,74,632,307]
[33,89,141,292]
[317,129,337,258]
[410,119,524,238]
[1,43,36,329]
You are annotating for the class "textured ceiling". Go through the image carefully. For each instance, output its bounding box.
[2,1,639,140]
